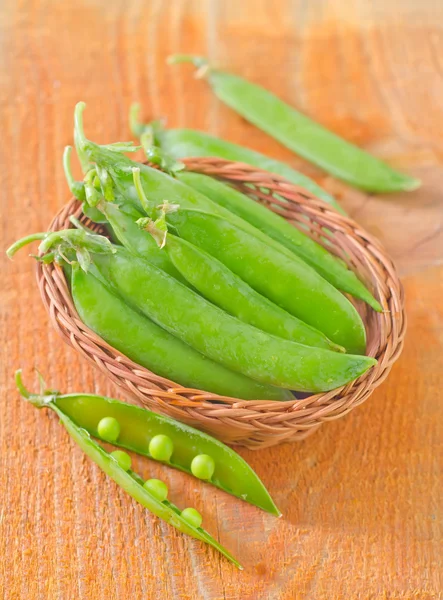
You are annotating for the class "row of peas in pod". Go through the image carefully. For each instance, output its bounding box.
[9,102,378,398]
[15,370,284,567]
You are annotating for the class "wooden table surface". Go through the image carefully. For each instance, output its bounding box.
[1,1,442,598]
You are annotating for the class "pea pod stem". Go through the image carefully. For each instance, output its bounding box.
[129,102,146,138]
[132,167,154,214]
[69,215,95,234]
[7,229,116,277]
[74,102,140,160]
[169,56,421,193]
[73,102,92,174]
[15,369,32,399]
[15,370,242,569]
[167,54,208,70]
[6,233,48,259]
[63,146,86,201]
[129,103,165,148]
[38,228,115,257]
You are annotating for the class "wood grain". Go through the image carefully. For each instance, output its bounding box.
[1,0,442,598]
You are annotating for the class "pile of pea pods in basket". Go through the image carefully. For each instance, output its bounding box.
[8,62,419,566]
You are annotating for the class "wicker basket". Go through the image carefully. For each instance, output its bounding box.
[37,158,406,449]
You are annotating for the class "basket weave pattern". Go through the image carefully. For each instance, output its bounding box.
[36,158,406,449]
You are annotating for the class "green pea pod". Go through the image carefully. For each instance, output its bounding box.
[30,387,280,514]
[85,137,324,266]
[67,239,376,392]
[163,209,367,354]
[15,371,242,568]
[178,172,382,312]
[168,56,420,193]
[71,264,293,400]
[74,102,238,217]
[152,224,343,352]
[129,104,342,212]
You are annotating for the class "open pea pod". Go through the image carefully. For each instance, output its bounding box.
[17,372,280,515]
[58,393,281,516]
[15,371,242,568]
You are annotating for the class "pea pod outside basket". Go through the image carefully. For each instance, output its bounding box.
[36,158,406,449]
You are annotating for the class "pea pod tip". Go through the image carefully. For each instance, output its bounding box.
[404,176,421,191]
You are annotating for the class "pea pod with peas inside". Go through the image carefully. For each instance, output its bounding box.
[17,376,279,514]
[31,229,376,391]
[168,55,420,193]
[7,233,291,401]
[177,171,382,311]
[15,370,242,568]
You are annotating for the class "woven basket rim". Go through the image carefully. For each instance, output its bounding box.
[36,157,406,448]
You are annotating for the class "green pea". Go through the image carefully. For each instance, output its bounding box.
[143,478,168,502]
[181,507,202,528]
[110,450,131,471]
[97,416,121,442]
[149,434,174,461]
[191,454,215,480]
